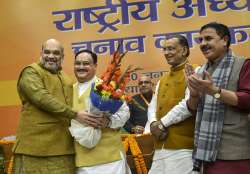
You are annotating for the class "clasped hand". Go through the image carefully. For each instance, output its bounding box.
[75,110,110,129]
[185,64,217,96]
[150,121,168,141]
[132,125,144,134]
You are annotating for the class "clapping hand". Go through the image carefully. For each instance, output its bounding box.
[185,64,201,97]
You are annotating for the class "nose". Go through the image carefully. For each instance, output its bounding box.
[48,52,55,58]
[199,38,207,46]
[79,63,85,68]
[163,51,169,59]
[163,48,169,54]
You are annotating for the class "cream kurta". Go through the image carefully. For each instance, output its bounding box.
[69,76,131,174]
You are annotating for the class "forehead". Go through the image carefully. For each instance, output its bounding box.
[165,38,180,46]
[75,52,94,62]
[200,28,219,37]
[43,41,62,52]
[139,76,151,82]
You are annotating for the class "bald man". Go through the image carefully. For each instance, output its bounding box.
[124,75,153,134]
[13,39,89,174]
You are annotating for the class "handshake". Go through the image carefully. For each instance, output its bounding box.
[150,121,168,141]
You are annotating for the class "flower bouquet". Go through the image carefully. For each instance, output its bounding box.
[70,43,141,149]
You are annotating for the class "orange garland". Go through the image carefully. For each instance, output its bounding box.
[122,135,148,174]
[0,140,15,174]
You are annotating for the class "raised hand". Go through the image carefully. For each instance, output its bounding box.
[185,64,200,97]
[189,71,218,96]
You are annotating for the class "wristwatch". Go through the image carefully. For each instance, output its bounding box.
[214,87,221,99]
[158,122,166,131]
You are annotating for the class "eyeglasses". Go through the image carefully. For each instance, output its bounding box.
[138,81,151,85]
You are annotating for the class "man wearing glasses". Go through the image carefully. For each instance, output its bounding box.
[124,75,153,134]
[145,35,195,174]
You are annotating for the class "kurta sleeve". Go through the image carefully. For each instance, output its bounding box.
[236,59,250,111]
[144,81,159,133]
[160,88,192,127]
[123,103,135,133]
[109,102,130,129]
[18,67,76,118]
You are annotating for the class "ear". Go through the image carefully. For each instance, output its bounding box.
[61,53,64,62]
[223,35,229,47]
[60,57,64,64]
[182,46,188,57]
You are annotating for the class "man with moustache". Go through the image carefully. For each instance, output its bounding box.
[70,50,131,174]
[145,34,195,174]
[186,22,250,173]
[13,39,90,174]
[123,75,153,134]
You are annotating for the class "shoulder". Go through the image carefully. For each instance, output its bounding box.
[20,63,41,77]
[243,58,250,64]
[60,71,74,85]
[132,94,141,100]
[240,59,250,75]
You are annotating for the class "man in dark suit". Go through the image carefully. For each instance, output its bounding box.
[124,75,153,134]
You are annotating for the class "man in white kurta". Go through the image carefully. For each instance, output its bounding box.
[70,50,131,174]
[144,35,196,174]
[145,84,194,174]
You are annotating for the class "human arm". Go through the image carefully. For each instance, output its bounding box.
[144,82,159,133]
[235,60,250,110]
[144,81,167,139]
[160,88,193,127]
[123,103,136,133]
[75,110,104,128]
[185,64,201,111]
[18,67,76,118]
[187,70,238,106]
[105,102,130,129]
[156,65,201,128]
[75,103,129,129]
[186,60,250,110]
[123,120,134,133]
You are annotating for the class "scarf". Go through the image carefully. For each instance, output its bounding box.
[193,50,235,168]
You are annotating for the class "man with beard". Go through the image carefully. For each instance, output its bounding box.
[186,22,250,173]
[70,49,131,174]
[13,39,90,174]
[145,34,195,174]
[123,75,153,134]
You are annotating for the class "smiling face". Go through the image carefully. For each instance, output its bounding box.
[40,39,64,72]
[74,52,97,83]
[163,38,188,67]
[199,28,228,61]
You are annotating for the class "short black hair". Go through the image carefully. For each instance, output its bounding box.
[166,34,190,57]
[75,49,97,64]
[200,22,231,48]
